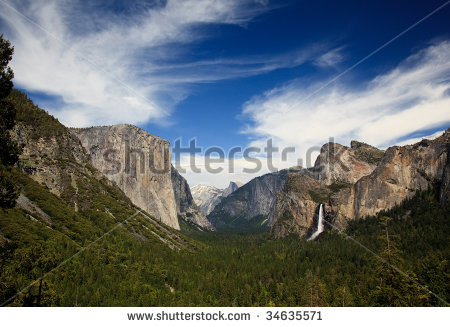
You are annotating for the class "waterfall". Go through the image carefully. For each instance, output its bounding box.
[308,203,324,241]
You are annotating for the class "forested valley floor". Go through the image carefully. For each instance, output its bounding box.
[1,180,448,307]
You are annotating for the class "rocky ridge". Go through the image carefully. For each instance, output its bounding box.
[329,131,450,229]
[271,129,450,238]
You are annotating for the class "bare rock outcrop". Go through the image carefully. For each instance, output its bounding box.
[13,122,93,199]
[312,141,384,185]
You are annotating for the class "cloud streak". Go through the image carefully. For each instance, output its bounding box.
[173,41,450,188]
[0,0,283,127]
[242,40,450,167]
[314,46,346,68]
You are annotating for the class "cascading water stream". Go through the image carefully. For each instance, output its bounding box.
[308,203,324,241]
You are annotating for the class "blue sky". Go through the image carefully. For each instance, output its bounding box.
[1,0,449,187]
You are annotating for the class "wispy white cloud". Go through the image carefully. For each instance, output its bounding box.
[314,46,346,68]
[394,130,445,147]
[0,0,284,127]
[173,41,450,189]
[143,45,327,84]
[242,40,450,166]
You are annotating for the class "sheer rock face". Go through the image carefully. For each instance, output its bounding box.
[271,130,450,238]
[170,166,214,230]
[330,132,450,225]
[439,134,450,205]
[223,181,243,197]
[312,141,384,185]
[207,171,289,229]
[441,159,450,205]
[71,124,179,230]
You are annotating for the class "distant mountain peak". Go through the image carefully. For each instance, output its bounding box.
[191,181,244,215]
[223,181,243,197]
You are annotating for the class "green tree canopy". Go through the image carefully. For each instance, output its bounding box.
[0,34,20,207]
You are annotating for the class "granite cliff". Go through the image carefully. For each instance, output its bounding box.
[271,129,450,238]
[9,88,449,239]
[311,140,384,184]
[271,173,330,238]
[5,90,196,257]
[71,125,180,230]
[329,131,450,230]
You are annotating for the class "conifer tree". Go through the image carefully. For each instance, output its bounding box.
[372,216,429,306]
[304,270,326,306]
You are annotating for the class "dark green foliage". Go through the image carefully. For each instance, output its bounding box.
[327,180,351,193]
[1,180,448,306]
[0,168,17,207]
[353,144,385,165]
[370,216,429,306]
[0,167,198,306]
[7,89,66,140]
[0,35,16,161]
[0,35,20,207]
[9,242,62,306]
[216,214,269,232]
[0,34,14,100]
[0,99,20,166]
[308,189,330,203]
[346,187,450,306]
[178,216,200,233]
